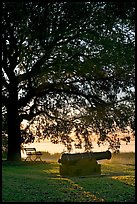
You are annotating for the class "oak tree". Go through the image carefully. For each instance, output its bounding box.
[2,2,135,160]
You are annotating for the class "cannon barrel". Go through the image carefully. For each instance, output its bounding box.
[90,150,111,161]
[58,150,111,164]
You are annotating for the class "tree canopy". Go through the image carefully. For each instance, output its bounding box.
[2,2,135,159]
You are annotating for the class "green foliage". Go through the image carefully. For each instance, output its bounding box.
[2,153,135,202]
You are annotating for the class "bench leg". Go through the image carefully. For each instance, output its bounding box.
[34,155,42,161]
[25,155,33,161]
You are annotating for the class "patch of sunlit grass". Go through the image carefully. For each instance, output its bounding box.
[112,175,135,186]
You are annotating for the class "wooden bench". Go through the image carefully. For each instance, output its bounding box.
[24,148,43,161]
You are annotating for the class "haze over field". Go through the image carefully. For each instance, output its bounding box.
[21,139,135,158]
[22,120,135,156]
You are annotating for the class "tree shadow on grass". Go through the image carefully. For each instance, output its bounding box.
[68,172,135,202]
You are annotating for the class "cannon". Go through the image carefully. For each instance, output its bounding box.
[58,150,111,176]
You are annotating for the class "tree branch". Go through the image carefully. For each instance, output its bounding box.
[2,77,9,90]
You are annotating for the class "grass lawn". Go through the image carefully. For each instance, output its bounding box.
[2,152,135,202]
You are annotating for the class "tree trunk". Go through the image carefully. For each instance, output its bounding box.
[7,81,21,161]
[7,105,21,161]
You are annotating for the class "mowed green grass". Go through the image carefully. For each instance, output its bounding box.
[2,152,135,202]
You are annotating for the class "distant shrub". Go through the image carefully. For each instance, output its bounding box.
[106,152,135,165]
[41,151,61,160]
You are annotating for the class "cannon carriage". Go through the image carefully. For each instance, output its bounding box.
[58,150,111,176]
